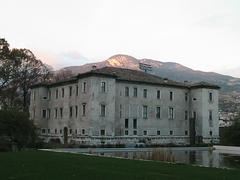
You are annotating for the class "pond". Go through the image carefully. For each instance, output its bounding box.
[86,147,240,169]
[49,147,240,169]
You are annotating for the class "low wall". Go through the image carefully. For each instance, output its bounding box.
[40,134,190,146]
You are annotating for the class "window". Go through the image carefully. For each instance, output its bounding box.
[48,90,51,100]
[142,106,148,119]
[48,129,50,134]
[75,129,77,134]
[157,130,161,135]
[125,119,129,129]
[119,104,122,118]
[193,111,197,120]
[185,93,188,101]
[100,129,105,136]
[69,86,72,97]
[43,96,47,100]
[47,109,51,119]
[75,106,78,118]
[41,129,46,134]
[133,130,137,135]
[125,87,129,97]
[133,87,138,97]
[76,85,78,96]
[209,110,213,120]
[156,107,161,119]
[209,131,213,136]
[32,91,36,101]
[82,103,86,116]
[60,129,62,134]
[101,82,106,93]
[185,111,188,120]
[100,104,106,117]
[170,130,173,135]
[209,110,213,127]
[55,108,58,118]
[168,107,174,120]
[55,129,57,134]
[143,89,147,98]
[69,106,73,118]
[185,130,188,135]
[133,119,137,129]
[60,108,63,118]
[33,109,36,118]
[69,129,72,134]
[82,129,85,135]
[209,92,213,102]
[170,91,173,101]
[42,110,47,118]
[143,130,147,136]
[61,88,64,98]
[55,89,58,99]
[157,90,161,99]
[125,130,128,135]
[82,82,86,93]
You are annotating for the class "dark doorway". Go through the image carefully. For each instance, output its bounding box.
[64,127,68,144]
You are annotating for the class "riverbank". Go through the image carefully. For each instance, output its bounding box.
[1,150,240,180]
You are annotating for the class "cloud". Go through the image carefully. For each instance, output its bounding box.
[195,13,240,27]
[33,50,95,70]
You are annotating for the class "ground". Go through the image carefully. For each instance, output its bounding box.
[0,150,240,180]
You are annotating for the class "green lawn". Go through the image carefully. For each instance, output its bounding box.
[0,151,240,180]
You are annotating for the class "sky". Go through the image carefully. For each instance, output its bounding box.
[1,0,240,77]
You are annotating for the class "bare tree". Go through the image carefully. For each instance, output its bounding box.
[54,69,73,81]
[0,39,53,111]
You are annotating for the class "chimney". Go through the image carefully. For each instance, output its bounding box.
[92,65,97,70]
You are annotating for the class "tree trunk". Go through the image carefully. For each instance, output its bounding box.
[23,85,28,112]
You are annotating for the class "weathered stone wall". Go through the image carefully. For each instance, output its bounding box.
[30,75,219,145]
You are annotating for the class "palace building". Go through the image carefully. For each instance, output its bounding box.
[29,67,220,145]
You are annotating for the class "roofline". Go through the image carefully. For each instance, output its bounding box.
[116,79,188,89]
[31,83,48,89]
[117,79,220,89]
[189,84,220,90]
[31,68,221,90]
[31,78,78,89]
[31,71,117,89]
[76,71,118,79]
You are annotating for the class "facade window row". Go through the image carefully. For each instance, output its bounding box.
[42,104,87,119]
[142,106,175,120]
[125,118,137,129]
[47,81,108,100]
[123,130,188,136]
[42,103,107,119]
[42,106,211,122]
[41,127,189,137]
[118,106,201,121]
[41,128,86,135]
[54,84,83,99]
[124,87,179,101]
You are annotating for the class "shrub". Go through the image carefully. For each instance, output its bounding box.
[0,109,38,150]
[220,121,240,146]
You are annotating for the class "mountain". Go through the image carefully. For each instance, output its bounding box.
[61,54,240,92]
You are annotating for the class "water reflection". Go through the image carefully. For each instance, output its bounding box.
[90,148,240,169]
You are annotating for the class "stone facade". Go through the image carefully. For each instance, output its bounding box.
[29,67,220,145]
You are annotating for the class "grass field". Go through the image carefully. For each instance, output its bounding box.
[0,150,240,180]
